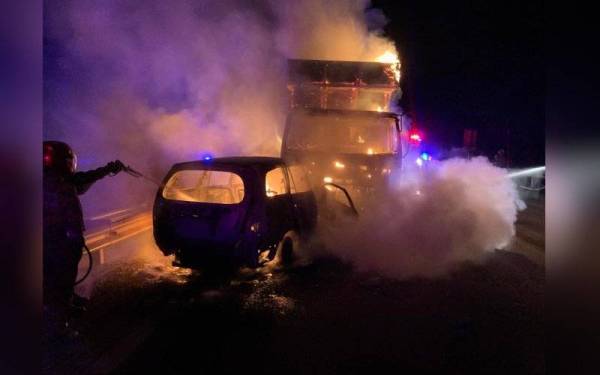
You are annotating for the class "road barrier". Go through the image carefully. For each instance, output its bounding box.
[84,204,153,264]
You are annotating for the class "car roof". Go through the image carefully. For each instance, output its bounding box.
[173,156,284,171]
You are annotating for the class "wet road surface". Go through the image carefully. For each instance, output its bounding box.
[43,197,544,374]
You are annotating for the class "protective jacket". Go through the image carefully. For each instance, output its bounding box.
[43,166,113,238]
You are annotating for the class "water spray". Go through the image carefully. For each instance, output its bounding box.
[506,166,545,179]
[506,166,545,193]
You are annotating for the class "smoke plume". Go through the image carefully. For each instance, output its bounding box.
[319,157,524,278]
[44,0,395,216]
[274,0,396,61]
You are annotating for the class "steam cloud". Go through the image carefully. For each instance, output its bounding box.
[319,157,524,278]
[44,0,395,216]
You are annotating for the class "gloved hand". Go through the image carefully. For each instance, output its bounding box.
[106,160,125,174]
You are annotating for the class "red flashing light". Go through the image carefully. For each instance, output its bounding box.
[409,131,422,143]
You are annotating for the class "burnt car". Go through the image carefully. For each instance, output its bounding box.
[153,157,318,268]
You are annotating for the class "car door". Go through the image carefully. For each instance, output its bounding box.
[264,166,295,247]
[285,164,317,234]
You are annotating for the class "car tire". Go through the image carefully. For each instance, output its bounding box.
[277,230,302,266]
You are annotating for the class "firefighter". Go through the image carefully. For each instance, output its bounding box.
[43,141,125,335]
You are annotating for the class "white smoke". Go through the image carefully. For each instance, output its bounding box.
[44,0,396,216]
[319,157,525,278]
[274,0,397,61]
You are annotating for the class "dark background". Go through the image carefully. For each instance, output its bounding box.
[372,0,544,166]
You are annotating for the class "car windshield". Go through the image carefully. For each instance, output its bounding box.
[163,170,245,204]
[285,112,398,154]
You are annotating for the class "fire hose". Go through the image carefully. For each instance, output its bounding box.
[75,164,159,286]
[74,244,92,286]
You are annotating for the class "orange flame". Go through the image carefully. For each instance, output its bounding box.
[376,50,401,83]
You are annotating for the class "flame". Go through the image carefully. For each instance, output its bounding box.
[266,182,275,197]
[376,50,398,64]
[376,50,401,83]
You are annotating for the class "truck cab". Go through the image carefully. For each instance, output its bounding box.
[282,108,401,196]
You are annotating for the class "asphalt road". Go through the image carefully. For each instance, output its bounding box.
[43,196,545,374]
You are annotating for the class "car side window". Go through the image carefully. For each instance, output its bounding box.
[265,167,288,198]
[288,165,311,193]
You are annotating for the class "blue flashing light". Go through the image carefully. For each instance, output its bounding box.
[420,152,431,161]
[201,153,213,161]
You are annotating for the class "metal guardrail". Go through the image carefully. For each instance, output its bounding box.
[86,203,149,225]
[84,204,153,264]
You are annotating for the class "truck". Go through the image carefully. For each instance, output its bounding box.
[281,59,405,203]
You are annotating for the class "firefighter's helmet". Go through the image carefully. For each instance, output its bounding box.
[43,141,77,175]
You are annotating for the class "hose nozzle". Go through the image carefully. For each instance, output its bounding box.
[123,165,143,178]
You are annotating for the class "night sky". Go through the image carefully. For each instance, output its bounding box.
[372,0,544,166]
